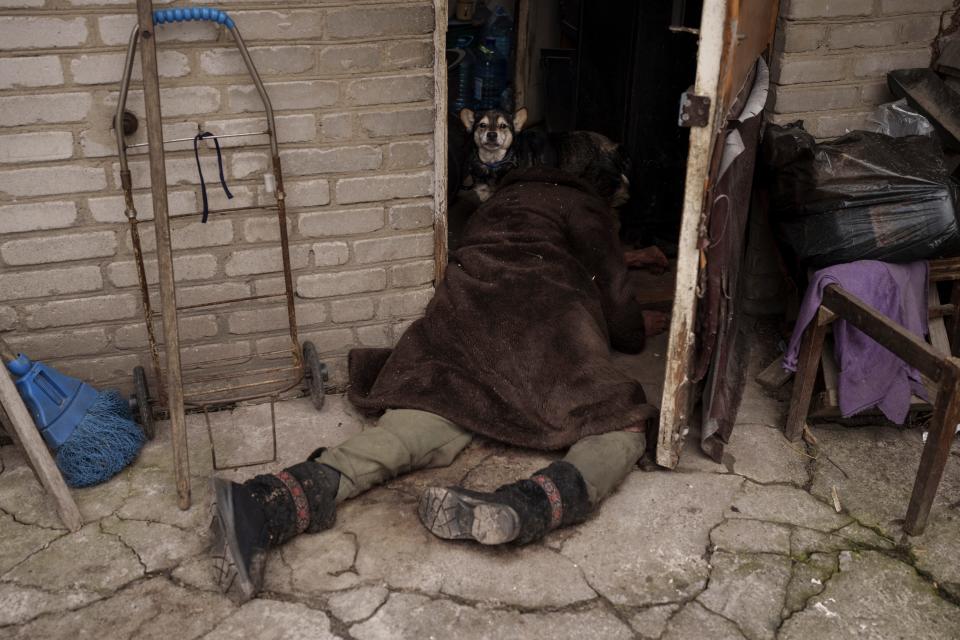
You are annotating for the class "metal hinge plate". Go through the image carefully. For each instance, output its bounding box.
[678,92,711,127]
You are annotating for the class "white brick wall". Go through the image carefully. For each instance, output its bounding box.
[771,0,957,138]
[0,1,438,392]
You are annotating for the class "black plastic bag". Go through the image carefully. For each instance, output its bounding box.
[763,123,960,268]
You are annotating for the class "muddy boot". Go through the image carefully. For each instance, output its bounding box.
[418,461,591,545]
[210,461,339,600]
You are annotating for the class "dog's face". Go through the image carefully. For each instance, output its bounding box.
[460,108,527,161]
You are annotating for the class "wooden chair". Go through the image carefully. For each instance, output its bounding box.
[785,258,960,536]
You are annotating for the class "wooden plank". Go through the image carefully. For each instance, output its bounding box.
[928,284,951,355]
[821,338,839,409]
[905,361,960,535]
[785,308,832,441]
[928,257,960,281]
[0,360,82,532]
[949,281,960,356]
[657,0,729,468]
[433,0,449,283]
[513,0,530,117]
[136,0,191,510]
[756,355,793,391]
[928,303,954,320]
[822,285,945,382]
[809,395,933,421]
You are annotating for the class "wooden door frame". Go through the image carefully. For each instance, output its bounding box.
[656,0,729,468]
[433,0,530,280]
[657,0,779,467]
[433,0,449,282]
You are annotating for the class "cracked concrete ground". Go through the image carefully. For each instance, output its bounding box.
[2,327,960,639]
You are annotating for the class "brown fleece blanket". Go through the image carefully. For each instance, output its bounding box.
[347,167,658,450]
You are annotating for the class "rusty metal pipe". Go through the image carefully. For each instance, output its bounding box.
[114,24,164,400]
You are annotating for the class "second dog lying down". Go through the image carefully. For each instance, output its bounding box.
[460,107,631,207]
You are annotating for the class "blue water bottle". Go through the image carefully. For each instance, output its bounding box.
[474,37,508,111]
[486,5,513,60]
[451,36,475,114]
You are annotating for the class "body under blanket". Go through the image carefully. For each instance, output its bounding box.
[347,168,658,450]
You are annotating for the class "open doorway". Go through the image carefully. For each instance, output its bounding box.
[442,0,703,406]
[445,1,702,248]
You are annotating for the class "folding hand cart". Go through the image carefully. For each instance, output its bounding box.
[114,3,327,509]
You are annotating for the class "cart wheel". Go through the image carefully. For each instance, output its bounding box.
[131,366,155,440]
[303,341,328,410]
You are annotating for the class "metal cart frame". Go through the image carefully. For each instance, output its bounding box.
[115,3,325,509]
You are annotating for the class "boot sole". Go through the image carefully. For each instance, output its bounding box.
[210,478,263,601]
[418,487,520,545]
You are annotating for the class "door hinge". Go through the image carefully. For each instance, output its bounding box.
[678,92,710,127]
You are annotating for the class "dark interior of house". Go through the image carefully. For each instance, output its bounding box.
[445,0,703,254]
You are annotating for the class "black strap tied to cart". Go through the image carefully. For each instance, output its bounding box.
[193,131,233,223]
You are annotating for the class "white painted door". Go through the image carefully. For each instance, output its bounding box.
[657,0,779,467]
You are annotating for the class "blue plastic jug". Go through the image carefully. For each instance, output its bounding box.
[474,36,508,111]
[6,354,96,449]
[451,36,476,114]
[486,5,513,60]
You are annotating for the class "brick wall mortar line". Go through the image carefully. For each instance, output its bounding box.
[0,33,432,61]
[776,44,933,61]
[0,0,431,19]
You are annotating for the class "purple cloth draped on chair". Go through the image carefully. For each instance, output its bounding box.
[784,260,929,424]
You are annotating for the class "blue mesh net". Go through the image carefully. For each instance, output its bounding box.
[55,391,145,488]
[90,388,134,421]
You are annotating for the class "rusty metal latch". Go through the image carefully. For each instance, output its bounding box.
[678,92,710,127]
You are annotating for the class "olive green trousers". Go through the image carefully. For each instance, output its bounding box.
[318,409,646,507]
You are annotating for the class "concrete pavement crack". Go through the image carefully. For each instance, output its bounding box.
[357,591,391,623]
[0,592,108,632]
[902,556,960,608]
[691,521,755,640]
[0,505,69,533]
[392,581,609,616]
[657,602,687,640]
[329,531,359,578]
[0,529,69,580]
[655,524,723,639]
[0,575,163,632]
[739,477,859,529]
[99,520,148,575]
[0,578,105,630]
[457,450,501,486]
[242,593,357,640]
[113,513,195,534]
[554,545,636,628]
[124,607,163,640]
[696,599,752,639]
[775,552,841,635]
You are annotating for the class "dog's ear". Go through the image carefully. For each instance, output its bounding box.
[459,109,475,131]
[513,107,528,132]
